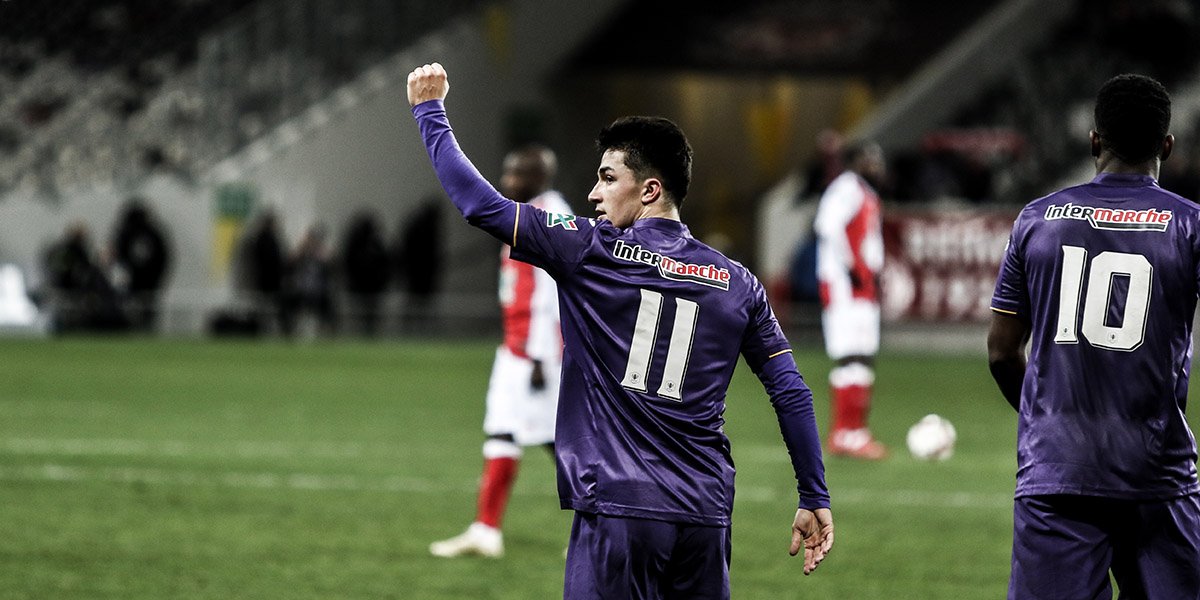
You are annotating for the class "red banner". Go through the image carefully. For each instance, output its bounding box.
[881,209,1018,322]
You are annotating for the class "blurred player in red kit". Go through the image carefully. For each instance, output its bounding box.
[429,145,571,558]
[815,141,888,459]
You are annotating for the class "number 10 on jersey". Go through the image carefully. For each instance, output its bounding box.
[621,289,699,401]
[1055,245,1152,351]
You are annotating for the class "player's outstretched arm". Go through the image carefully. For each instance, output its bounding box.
[406,63,517,245]
[790,507,834,575]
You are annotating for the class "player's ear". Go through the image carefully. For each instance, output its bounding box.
[1089,130,1102,158]
[641,178,662,205]
[1160,134,1174,162]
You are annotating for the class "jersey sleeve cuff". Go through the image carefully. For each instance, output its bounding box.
[512,203,521,247]
[799,497,831,511]
[989,297,1023,316]
[411,99,445,119]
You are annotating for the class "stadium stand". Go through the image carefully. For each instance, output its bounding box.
[888,0,1200,204]
[0,0,484,201]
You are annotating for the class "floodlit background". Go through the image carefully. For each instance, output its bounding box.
[0,0,1197,597]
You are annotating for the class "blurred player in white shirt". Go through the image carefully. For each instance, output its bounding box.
[814,141,887,460]
[430,145,570,558]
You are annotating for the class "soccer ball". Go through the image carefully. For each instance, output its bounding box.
[905,414,957,461]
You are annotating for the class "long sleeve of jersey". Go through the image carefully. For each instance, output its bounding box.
[757,354,830,510]
[740,276,830,510]
[413,100,516,245]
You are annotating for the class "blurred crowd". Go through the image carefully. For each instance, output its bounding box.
[0,0,258,197]
[0,0,483,200]
[40,199,170,333]
[34,198,445,338]
[218,200,444,339]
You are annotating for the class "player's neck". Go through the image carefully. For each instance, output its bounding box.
[1099,149,1161,178]
[1095,154,1160,179]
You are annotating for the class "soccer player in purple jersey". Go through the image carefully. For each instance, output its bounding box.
[406,63,833,599]
[989,74,1200,600]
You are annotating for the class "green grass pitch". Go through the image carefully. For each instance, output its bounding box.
[0,337,1193,598]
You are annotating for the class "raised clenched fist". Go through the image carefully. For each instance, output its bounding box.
[407,62,449,107]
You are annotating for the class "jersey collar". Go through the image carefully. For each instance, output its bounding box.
[629,217,693,239]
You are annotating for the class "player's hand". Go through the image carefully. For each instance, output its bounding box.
[790,507,833,575]
[530,360,546,391]
[407,63,449,107]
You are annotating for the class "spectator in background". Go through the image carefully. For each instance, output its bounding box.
[111,197,171,331]
[340,211,391,337]
[45,224,100,297]
[43,223,127,332]
[815,141,888,460]
[394,199,443,331]
[243,210,287,334]
[284,224,337,337]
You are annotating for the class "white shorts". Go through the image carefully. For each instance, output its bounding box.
[482,346,561,446]
[821,299,880,359]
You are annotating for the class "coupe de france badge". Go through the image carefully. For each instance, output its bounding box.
[547,213,578,231]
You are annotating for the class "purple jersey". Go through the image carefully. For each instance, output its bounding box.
[414,100,829,525]
[992,172,1200,499]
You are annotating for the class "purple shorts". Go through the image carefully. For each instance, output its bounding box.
[563,511,731,600]
[1009,493,1200,600]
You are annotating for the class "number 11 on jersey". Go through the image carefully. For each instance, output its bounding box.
[621,289,699,401]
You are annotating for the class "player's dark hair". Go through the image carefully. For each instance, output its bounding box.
[843,141,876,167]
[505,143,558,178]
[596,116,693,207]
[1094,74,1171,164]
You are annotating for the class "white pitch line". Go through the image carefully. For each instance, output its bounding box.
[829,487,1012,509]
[0,462,1012,510]
[0,437,381,460]
[0,463,479,496]
[0,437,1015,510]
[0,438,885,465]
